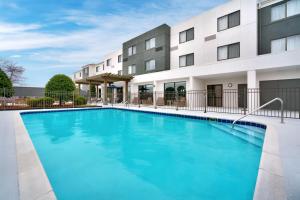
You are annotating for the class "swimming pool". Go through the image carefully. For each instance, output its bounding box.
[21,108,265,200]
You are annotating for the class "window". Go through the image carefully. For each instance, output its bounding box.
[271,3,286,21]
[145,59,156,71]
[128,65,136,75]
[96,66,99,72]
[83,68,89,75]
[217,43,240,60]
[271,35,300,53]
[179,28,194,43]
[179,53,194,67]
[164,81,186,101]
[79,72,81,77]
[128,45,137,56]
[106,59,111,66]
[138,84,153,101]
[218,16,228,31]
[271,0,300,22]
[217,11,240,31]
[146,38,156,50]
[217,46,228,60]
[271,38,286,53]
[118,70,123,75]
[287,35,300,50]
[287,0,300,17]
[118,55,122,63]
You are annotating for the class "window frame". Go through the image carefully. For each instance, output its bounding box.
[145,38,156,50]
[271,2,286,22]
[128,45,137,56]
[128,65,136,75]
[217,42,240,61]
[145,59,156,71]
[287,0,300,17]
[179,28,194,44]
[106,59,111,66]
[271,0,300,23]
[271,37,287,53]
[217,10,240,32]
[179,53,194,67]
[118,55,122,63]
[271,34,300,53]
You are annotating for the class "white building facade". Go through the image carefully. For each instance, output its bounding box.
[73,0,300,115]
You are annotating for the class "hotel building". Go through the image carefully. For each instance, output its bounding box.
[73,0,300,114]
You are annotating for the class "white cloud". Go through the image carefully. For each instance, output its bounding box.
[0,0,227,70]
[10,54,22,58]
[0,22,41,34]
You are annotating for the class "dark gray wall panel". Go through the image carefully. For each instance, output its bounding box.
[260,79,300,110]
[258,0,300,55]
[122,24,170,75]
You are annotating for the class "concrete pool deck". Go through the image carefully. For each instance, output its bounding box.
[0,107,299,200]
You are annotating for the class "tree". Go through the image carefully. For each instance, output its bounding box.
[45,74,75,105]
[0,59,25,84]
[0,68,13,97]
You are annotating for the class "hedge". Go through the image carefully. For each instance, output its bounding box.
[74,96,87,106]
[26,97,55,108]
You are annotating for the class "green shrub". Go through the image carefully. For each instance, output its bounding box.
[0,68,13,97]
[45,74,75,105]
[26,97,55,108]
[74,96,87,106]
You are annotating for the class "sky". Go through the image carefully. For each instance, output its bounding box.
[0,0,227,87]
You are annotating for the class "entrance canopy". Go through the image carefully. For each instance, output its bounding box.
[75,73,133,105]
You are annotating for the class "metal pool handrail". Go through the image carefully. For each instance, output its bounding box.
[232,97,284,128]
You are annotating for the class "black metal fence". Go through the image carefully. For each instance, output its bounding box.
[125,88,300,119]
[1,87,299,119]
[0,88,90,110]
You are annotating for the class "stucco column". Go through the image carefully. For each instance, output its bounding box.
[247,70,257,89]
[89,82,91,102]
[113,87,117,103]
[153,80,158,108]
[103,80,108,105]
[189,76,195,91]
[124,81,129,103]
[96,85,99,99]
[188,76,205,108]
[247,70,259,112]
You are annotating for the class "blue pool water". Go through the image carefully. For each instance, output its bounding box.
[21,109,265,200]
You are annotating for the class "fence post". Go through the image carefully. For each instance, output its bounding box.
[154,91,157,109]
[43,97,45,109]
[204,91,207,113]
[73,92,75,108]
[243,87,247,115]
[3,88,6,110]
[176,92,179,111]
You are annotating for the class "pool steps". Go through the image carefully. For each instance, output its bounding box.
[210,122,264,148]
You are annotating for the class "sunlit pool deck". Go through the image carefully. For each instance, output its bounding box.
[1,106,299,200]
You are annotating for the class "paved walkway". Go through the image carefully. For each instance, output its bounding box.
[0,111,19,200]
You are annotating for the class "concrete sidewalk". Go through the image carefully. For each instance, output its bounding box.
[0,111,19,200]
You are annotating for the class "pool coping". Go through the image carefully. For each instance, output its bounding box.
[15,106,286,200]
